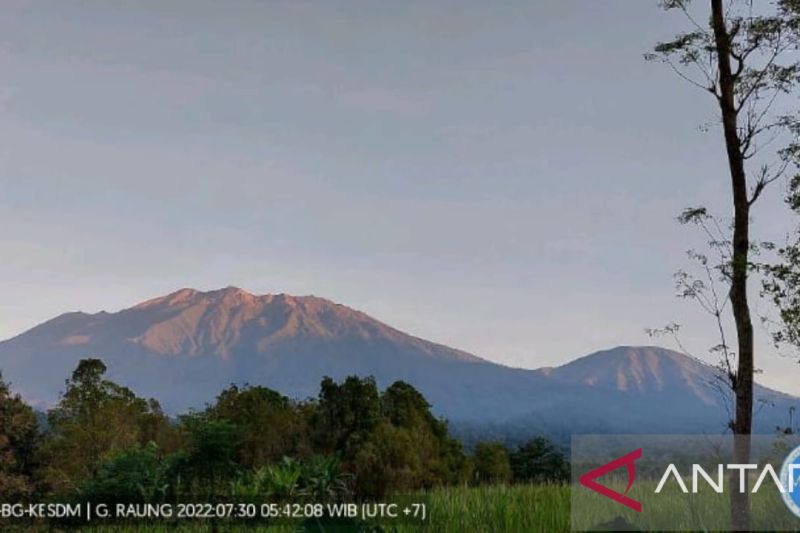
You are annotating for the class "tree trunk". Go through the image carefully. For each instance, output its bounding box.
[710,0,755,530]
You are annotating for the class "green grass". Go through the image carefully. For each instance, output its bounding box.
[14,483,797,532]
[34,485,571,532]
[397,484,570,533]
[572,475,799,532]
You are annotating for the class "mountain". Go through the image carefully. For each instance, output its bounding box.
[529,346,796,435]
[542,346,720,403]
[0,287,796,437]
[0,287,541,417]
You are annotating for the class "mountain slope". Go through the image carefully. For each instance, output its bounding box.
[541,346,721,403]
[523,345,797,436]
[0,288,796,435]
[0,287,535,415]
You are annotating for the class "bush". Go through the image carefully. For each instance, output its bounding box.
[78,442,166,503]
[472,442,512,485]
[510,437,569,484]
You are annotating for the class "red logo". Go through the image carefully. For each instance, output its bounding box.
[579,448,643,512]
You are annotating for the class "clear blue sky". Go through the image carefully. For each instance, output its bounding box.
[1,1,798,394]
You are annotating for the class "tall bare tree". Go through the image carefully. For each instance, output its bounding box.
[648,1,799,529]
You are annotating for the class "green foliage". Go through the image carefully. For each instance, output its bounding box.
[350,420,419,498]
[227,454,351,505]
[509,437,569,484]
[43,359,177,492]
[207,384,307,468]
[301,454,350,502]
[762,174,800,356]
[78,442,166,504]
[164,415,240,499]
[472,442,512,485]
[228,465,271,500]
[7,360,515,514]
[312,377,467,498]
[0,373,40,500]
[263,456,303,499]
[314,376,381,455]
[381,380,432,427]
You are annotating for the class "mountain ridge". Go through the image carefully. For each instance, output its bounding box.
[0,287,796,436]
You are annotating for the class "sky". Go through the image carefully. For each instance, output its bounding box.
[1,1,799,395]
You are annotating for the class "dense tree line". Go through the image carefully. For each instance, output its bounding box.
[0,375,39,500]
[0,359,569,508]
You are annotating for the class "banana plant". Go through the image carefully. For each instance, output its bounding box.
[266,456,304,500]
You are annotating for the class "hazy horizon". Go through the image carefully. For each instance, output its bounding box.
[2,1,799,395]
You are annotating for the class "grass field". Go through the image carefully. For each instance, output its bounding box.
[9,483,795,532]
[8,485,569,532]
[395,484,570,533]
